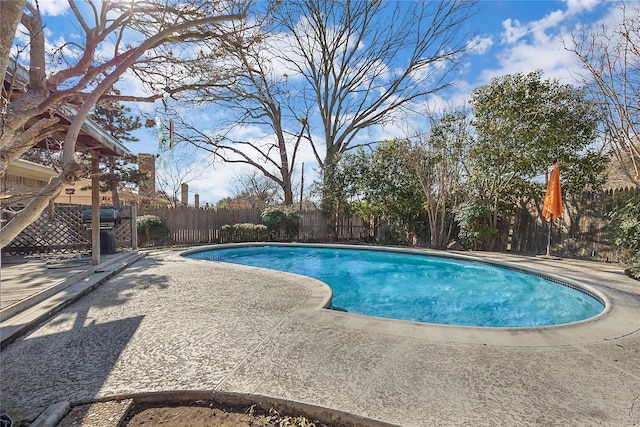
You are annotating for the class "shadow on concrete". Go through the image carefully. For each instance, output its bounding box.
[0,254,172,423]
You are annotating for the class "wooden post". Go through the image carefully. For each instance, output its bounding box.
[131,205,138,250]
[91,151,100,265]
[299,162,304,211]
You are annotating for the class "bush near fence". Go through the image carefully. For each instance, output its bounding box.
[137,215,171,247]
[220,223,268,243]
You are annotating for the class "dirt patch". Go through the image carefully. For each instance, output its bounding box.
[123,401,331,427]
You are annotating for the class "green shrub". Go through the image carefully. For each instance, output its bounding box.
[220,223,268,243]
[607,194,640,279]
[261,207,300,241]
[452,202,498,250]
[377,222,404,245]
[137,215,171,247]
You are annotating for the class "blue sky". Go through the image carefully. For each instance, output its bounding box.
[23,0,618,205]
[462,0,610,85]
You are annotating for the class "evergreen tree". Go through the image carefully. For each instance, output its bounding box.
[90,100,144,207]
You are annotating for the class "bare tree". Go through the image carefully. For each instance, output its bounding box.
[272,0,478,167]
[161,1,476,209]
[169,14,309,206]
[155,145,204,208]
[231,170,282,209]
[0,0,248,247]
[568,1,640,187]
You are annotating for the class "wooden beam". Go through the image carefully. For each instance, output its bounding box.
[91,151,100,265]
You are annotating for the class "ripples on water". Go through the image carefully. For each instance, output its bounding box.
[186,246,604,327]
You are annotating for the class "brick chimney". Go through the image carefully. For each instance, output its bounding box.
[181,182,188,206]
[138,153,156,201]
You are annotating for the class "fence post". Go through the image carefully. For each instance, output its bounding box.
[131,205,138,250]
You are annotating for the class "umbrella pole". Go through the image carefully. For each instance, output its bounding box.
[546,219,552,257]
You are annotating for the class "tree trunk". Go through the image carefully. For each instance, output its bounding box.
[277,142,293,206]
[0,0,25,83]
[282,179,293,206]
[109,156,121,207]
[0,162,81,247]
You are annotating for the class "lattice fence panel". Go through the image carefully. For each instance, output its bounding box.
[2,205,89,255]
[114,208,133,243]
[2,205,134,256]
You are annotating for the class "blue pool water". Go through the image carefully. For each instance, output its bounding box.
[185,246,604,327]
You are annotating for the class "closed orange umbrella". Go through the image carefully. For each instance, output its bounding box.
[542,160,563,257]
[542,160,563,221]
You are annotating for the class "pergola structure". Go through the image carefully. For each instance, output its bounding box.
[3,60,133,265]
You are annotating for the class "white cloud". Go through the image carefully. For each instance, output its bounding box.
[468,36,493,54]
[479,1,620,88]
[501,18,528,44]
[490,39,576,83]
[502,8,567,45]
[185,158,243,205]
[564,0,601,15]
[530,9,566,42]
[29,0,69,16]
[154,117,325,205]
[177,133,324,206]
[114,69,153,99]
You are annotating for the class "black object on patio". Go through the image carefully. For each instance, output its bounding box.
[81,208,121,229]
[82,208,120,254]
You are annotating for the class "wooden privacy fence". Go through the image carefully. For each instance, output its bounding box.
[2,205,136,256]
[142,206,374,244]
[145,187,637,262]
[2,187,636,261]
[506,187,637,262]
[143,206,263,244]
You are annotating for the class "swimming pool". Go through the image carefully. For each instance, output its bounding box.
[185,245,605,327]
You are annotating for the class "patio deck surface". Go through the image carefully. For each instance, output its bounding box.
[1,245,639,426]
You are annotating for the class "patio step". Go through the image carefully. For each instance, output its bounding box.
[0,251,146,348]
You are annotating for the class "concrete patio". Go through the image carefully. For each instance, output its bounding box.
[1,245,639,426]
